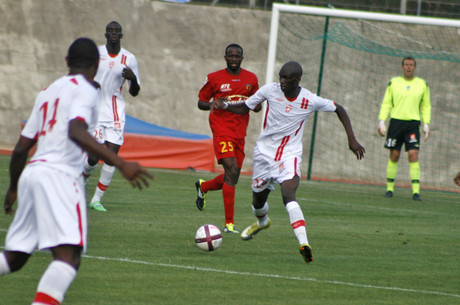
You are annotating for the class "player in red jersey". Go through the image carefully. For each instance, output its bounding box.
[195,44,260,234]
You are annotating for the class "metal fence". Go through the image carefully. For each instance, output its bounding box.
[185,0,460,19]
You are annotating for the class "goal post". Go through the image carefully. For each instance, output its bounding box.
[266,3,460,192]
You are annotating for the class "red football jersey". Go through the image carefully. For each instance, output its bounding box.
[198,68,259,139]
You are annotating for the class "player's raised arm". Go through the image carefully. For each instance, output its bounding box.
[334,103,365,160]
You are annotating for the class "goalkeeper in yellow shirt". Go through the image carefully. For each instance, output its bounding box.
[377,56,431,201]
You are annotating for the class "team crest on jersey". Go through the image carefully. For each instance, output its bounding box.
[285,105,293,112]
[279,162,285,172]
[246,84,252,91]
[109,61,115,69]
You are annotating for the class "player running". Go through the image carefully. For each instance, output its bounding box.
[213,61,365,263]
[195,44,260,234]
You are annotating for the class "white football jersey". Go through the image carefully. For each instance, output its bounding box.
[21,74,99,178]
[245,83,336,161]
[95,45,140,124]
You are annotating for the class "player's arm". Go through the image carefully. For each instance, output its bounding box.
[68,118,152,189]
[377,83,393,136]
[4,136,37,214]
[198,99,212,111]
[212,97,250,114]
[420,83,431,141]
[335,103,365,160]
[122,66,140,97]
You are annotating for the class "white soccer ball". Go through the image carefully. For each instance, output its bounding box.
[195,224,222,251]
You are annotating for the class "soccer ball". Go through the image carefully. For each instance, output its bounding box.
[195,224,222,251]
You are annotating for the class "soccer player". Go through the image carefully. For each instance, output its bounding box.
[0,38,151,305]
[212,61,365,263]
[82,21,141,212]
[195,43,260,234]
[377,56,431,201]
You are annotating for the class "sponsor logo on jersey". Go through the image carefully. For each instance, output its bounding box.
[220,84,231,92]
[276,98,284,102]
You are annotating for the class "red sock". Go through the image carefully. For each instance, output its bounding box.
[201,174,224,193]
[222,182,235,224]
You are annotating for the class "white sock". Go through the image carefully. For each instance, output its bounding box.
[0,252,11,276]
[82,157,98,177]
[285,201,309,245]
[91,164,115,203]
[33,260,77,305]
[253,202,269,226]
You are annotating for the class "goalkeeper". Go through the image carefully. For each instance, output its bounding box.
[377,56,431,201]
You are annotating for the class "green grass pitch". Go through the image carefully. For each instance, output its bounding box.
[0,154,459,304]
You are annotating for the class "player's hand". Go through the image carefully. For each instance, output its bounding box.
[122,66,136,81]
[253,102,263,113]
[118,161,154,190]
[349,139,365,160]
[454,172,460,186]
[378,120,386,137]
[4,188,17,215]
[211,98,228,111]
[423,123,430,141]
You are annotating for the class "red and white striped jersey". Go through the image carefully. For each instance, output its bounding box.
[245,83,336,161]
[21,74,99,178]
[94,45,140,124]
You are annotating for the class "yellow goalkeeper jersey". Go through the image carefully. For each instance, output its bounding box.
[378,76,431,124]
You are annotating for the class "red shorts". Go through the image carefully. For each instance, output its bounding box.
[213,136,245,168]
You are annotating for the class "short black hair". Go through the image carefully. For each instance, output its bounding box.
[225,43,243,56]
[106,21,122,32]
[67,37,99,68]
[402,56,416,67]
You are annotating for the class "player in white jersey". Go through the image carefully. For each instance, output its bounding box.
[0,38,151,305]
[213,61,365,263]
[82,21,141,212]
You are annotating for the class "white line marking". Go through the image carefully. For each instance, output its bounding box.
[83,254,460,298]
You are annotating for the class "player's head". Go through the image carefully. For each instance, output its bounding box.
[66,37,99,69]
[105,21,123,45]
[225,43,244,73]
[279,61,302,93]
[66,38,99,79]
[401,56,416,79]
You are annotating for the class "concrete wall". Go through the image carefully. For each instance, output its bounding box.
[0,0,270,171]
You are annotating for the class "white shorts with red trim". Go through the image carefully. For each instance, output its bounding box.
[93,121,125,145]
[5,165,88,254]
[251,146,302,193]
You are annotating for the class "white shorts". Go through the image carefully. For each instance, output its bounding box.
[251,147,302,193]
[5,165,88,254]
[93,121,125,145]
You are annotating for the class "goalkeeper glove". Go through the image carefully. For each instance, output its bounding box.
[378,120,386,137]
[423,123,430,141]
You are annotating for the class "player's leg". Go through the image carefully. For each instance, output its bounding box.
[0,251,30,275]
[406,121,422,201]
[82,154,99,186]
[89,141,120,212]
[280,176,313,263]
[384,119,403,197]
[221,156,241,233]
[195,136,228,211]
[241,150,273,240]
[82,125,104,186]
[408,149,421,200]
[32,245,81,305]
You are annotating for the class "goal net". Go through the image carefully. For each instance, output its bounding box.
[266,4,460,192]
